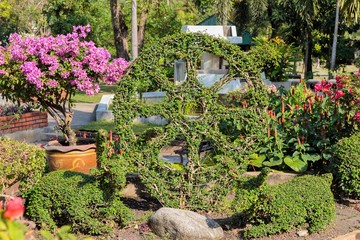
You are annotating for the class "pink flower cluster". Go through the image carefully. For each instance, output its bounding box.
[314,75,360,122]
[314,81,332,93]
[0,25,129,95]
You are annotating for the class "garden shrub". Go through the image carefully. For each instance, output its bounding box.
[249,75,360,173]
[251,36,299,82]
[112,32,272,211]
[0,137,46,192]
[331,131,360,199]
[24,170,132,235]
[238,172,335,238]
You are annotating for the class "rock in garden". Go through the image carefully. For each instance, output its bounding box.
[297,229,309,237]
[148,207,224,240]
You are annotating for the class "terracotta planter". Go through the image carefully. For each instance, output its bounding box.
[45,143,97,174]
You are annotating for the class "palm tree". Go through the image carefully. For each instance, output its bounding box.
[217,0,232,25]
[131,0,138,59]
[330,0,360,75]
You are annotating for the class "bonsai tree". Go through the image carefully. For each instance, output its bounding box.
[0,25,129,145]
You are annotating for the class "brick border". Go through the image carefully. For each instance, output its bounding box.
[0,111,48,133]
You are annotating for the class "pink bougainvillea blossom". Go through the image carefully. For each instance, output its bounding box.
[1,25,129,96]
[0,25,129,146]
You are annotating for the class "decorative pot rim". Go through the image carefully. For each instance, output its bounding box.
[44,143,96,153]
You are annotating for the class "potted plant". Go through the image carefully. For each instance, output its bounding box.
[0,25,129,173]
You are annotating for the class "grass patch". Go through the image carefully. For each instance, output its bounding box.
[80,120,115,132]
[80,120,163,135]
[72,84,117,103]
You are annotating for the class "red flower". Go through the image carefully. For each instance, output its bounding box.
[3,197,25,220]
[335,76,344,89]
[332,90,344,100]
[355,112,360,122]
[314,81,332,93]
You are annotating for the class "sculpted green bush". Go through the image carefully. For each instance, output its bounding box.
[331,131,360,199]
[0,137,46,192]
[112,32,272,211]
[238,172,335,238]
[24,170,132,235]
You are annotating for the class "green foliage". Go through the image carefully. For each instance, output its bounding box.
[112,31,271,211]
[354,57,360,69]
[248,78,360,173]
[39,226,79,240]
[252,36,299,82]
[44,0,115,55]
[0,209,27,240]
[239,173,335,238]
[24,170,132,235]
[0,138,46,192]
[0,0,11,19]
[331,131,360,199]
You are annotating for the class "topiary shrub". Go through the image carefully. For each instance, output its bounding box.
[0,137,47,192]
[239,173,335,238]
[112,31,271,211]
[24,170,132,235]
[331,131,360,199]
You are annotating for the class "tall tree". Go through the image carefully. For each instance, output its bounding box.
[110,0,130,59]
[330,0,341,75]
[340,0,360,24]
[330,0,360,74]
[217,0,232,25]
[132,0,138,59]
[45,0,115,54]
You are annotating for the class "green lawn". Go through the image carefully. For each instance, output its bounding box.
[72,84,117,103]
[80,120,162,135]
[296,63,358,79]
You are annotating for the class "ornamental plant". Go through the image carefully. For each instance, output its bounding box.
[248,75,360,172]
[0,103,32,117]
[112,31,269,211]
[0,25,129,145]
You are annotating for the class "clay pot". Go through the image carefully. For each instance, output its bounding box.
[44,143,97,174]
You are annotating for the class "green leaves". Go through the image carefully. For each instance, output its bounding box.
[0,217,26,240]
[284,156,308,173]
[248,153,266,167]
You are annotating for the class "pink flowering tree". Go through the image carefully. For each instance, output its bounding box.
[0,25,129,145]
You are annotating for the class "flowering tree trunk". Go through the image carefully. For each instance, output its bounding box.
[110,0,130,60]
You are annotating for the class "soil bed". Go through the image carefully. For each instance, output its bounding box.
[79,179,360,240]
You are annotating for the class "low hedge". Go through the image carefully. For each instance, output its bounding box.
[0,137,47,192]
[24,170,132,235]
[331,132,360,199]
[235,172,336,238]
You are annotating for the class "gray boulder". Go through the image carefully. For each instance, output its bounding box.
[148,207,224,240]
